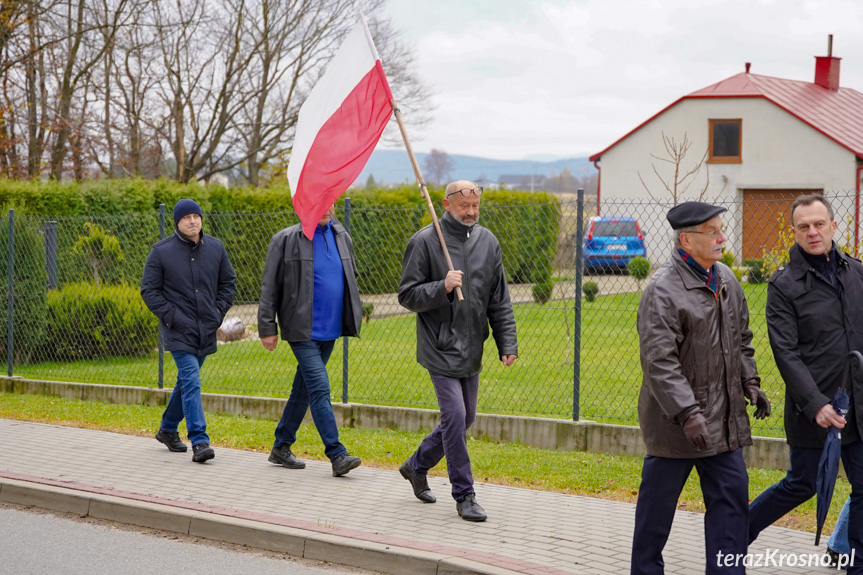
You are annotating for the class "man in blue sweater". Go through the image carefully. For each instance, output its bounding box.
[258,204,364,476]
[141,199,236,463]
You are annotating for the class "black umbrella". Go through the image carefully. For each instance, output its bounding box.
[815,351,863,546]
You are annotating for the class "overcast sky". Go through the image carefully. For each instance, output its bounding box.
[377,0,863,161]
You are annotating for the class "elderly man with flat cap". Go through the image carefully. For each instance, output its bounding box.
[630,201,770,575]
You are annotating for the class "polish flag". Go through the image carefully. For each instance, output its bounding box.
[288,14,394,239]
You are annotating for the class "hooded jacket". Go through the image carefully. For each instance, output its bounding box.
[141,231,236,356]
[637,250,759,458]
[398,212,518,378]
[767,243,863,448]
[257,218,362,342]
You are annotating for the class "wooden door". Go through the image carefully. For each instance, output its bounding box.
[741,189,821,260]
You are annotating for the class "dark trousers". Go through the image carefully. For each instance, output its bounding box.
[748,445,820,543]
[408,372,479,501]
[630,448,749,575]
[749,442,863,573]
[842,441,863,575]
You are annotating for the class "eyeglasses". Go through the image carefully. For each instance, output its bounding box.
[683,224,726,239]
[446,187,483,198]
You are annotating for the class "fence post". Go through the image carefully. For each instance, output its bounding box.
[6,209,13,377]
[45,221,58,290]
[342,197,351,404]
[573,189,584,421]
[157,204,166,389]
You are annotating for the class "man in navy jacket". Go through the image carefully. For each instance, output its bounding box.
[141,199,236,463]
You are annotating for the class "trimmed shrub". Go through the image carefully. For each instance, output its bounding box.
[583,281,600,302]
[0,217,48,364]
[45,282,158,360]
[0,180,561,298]
[744,259,765,284]
[627,256,651,290]
[532,277,554,304]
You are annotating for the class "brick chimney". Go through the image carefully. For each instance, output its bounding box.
[815,34,841,91]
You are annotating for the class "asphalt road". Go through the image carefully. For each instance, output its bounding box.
[0,503,379,575]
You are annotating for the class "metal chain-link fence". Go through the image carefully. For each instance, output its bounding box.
[3,191,859,436]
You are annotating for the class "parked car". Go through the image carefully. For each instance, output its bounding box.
[582,216,647,272]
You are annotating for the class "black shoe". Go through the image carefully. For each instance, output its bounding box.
[457,494,487,522]
[399,461,436,503]
[827,547,849,570]
[268,445,306,469]
[155,429,188,452]
[192,442,215,463]
[331,453,361,476]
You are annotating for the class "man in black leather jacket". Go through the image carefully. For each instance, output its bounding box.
[397,180,518,522]
[257,205,364,477]
[749,195,863,574]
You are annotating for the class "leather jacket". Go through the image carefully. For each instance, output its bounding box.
[257,218,362,342]
[398,212,517,378]
[637,250,760,458]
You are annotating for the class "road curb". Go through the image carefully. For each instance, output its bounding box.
[0,476,524,575]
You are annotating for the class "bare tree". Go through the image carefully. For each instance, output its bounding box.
[423,148,453,186]
[0,0,432,183]
[638,131,721,206]
[47,0,134,179]
[233,0,362,186]
[367,14,433,145]
[232,0,432,187]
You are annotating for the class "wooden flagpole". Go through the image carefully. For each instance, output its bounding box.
[391,98,464,302]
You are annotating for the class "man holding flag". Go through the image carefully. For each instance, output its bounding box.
[397,181,518,522]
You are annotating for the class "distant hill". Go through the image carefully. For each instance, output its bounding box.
[353,149,593,187]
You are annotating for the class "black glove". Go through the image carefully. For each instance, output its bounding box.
[683,412,709,450]
[743,379,771,419]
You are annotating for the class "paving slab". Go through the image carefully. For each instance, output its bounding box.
[0,419,838,574]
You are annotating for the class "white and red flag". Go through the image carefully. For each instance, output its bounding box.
[288,14,394,239]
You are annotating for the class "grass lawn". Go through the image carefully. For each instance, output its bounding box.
[0,391,845,535]
[12,283,788,437]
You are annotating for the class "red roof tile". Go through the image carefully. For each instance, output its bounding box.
[589,72,863,161]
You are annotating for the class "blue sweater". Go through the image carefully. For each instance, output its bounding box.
[312,222,345,341]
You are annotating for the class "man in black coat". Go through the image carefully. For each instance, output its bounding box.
[141,199,236,463]
[257,204,364,477]
[397,180,518,522]
[749,194,863,573]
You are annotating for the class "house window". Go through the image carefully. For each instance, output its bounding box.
[708,119,742,163]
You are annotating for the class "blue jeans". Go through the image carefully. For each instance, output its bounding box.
[161,351,209,446]
[630,449,749,575]
[829,496,851,555]
[273,340,346,461]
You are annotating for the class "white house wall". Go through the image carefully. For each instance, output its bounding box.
[597,97,859,265]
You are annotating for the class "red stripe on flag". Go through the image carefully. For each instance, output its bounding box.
[294,65,393,239]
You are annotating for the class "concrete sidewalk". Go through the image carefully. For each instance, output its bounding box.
[0,419,839,574]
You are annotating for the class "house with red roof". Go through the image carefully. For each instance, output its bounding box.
[589,39,863,262]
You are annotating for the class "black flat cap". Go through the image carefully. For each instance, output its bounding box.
[666,201,727,230]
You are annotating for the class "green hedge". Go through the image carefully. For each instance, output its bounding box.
[45,282,158,361]
[0,217,47,364]
[0,179,560,298]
